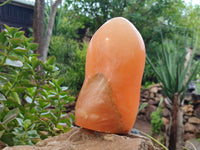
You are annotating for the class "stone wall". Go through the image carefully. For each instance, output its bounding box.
[139,84,200,141]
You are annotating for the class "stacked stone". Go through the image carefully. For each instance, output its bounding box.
[182,94,200,140]
[139,84,163,121]
[139,84,200,141]
[64,101,76,117]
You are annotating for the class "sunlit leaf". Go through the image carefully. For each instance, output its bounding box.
[0,103,4,113]
[0,93,6,101]
[0,130,5,138]
[28,43,38,50]
[47,56,56,65]
[2,108,19,124]
[57,77,64,86]
[10,38,22,46]
[23,119,31,129]
[0,31,7,44]
[13,47,28,53]
[24,96,33,103]
[12,87,26,93]
[5,58,23,67]
[27,130,40,139]
[14,31,24,38]
[16,118,24,127]
[7,55,20,60]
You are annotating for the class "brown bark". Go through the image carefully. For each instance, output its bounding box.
[39,0,61,62]
[33,0,45,51]
[33,0,61,62]
[169,93,184,150]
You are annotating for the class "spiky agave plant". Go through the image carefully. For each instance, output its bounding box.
[147,36,199,150]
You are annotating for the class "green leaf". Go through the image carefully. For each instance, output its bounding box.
[0,102,4,113]
[27,37,34,43]
[0,0,11,6]
[138,103,148,113]
[60,91,69,96]
[10,92,21,105]
[0,130,5,138]
[24,96,33,103]
[7,55,20,61]
[12,87,26,93]
[47,56,56,65]
[16,118,24,127]
[0,31,7,44]
[40,110,51,116]
[31,58,41,69]
[28,123,35,130]
[49,81,55,87]
[4,24,10,31]
[56,124,63,130]
[57,77,64,86]
[2,108,19,124]
[30,54,40,57]
[23,119,31,129]
[41,62,47,70]
[61,86,68,91]
[14,31,24,38]
[12,126,25,136]
[0,93,6,101]
[28,43,38,51]
[41,85,53,91]
[13,47,28,53]
[0,50,6,56]
[5,26,19,37]
[5,58,23,67]
[53,66,59,71]
[10,38,22,46]
[20,80,36,87]
[27,130,40,139]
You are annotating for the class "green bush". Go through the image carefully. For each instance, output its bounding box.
[64,42,87,95]
[0,25,75,146]
[49,36,80,64]
[49,37,87,96]
[150,98,164,135]
[150,107,163,135]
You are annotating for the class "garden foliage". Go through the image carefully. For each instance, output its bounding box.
[48,0,200,87]
[147,36,199,101]
[150,107,163,135]
[49,36,87,95]
[0,26,74,146]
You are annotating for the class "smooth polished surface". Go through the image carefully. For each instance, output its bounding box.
[75,17,146,133]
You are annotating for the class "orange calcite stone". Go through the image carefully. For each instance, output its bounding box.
[75,17,146,134]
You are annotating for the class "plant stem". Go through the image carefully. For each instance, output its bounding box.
[5,69,21,96]
[136,129,168,150]
[0,51,8,69]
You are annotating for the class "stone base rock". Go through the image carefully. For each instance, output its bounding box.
[4,127,157,150]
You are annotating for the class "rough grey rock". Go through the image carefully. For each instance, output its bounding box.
[3,127,157,150]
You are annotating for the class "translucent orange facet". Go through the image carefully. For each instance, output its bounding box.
[75,17,146,134]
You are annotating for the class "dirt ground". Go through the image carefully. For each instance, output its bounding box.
[134,117,152,134]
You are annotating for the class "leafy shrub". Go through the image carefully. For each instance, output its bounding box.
[150,107,163,135]
[63,42,87,95]
[150,98,164,135]
[49,37,87,96]
[49,36,80,64]
[0,25,74,146]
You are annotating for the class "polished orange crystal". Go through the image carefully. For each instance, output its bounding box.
[75,17,146,134]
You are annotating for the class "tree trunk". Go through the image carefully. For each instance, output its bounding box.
[33,0,45,53]
[33,0,61,62]
[39,0,61,62]
[169,93,184,150]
